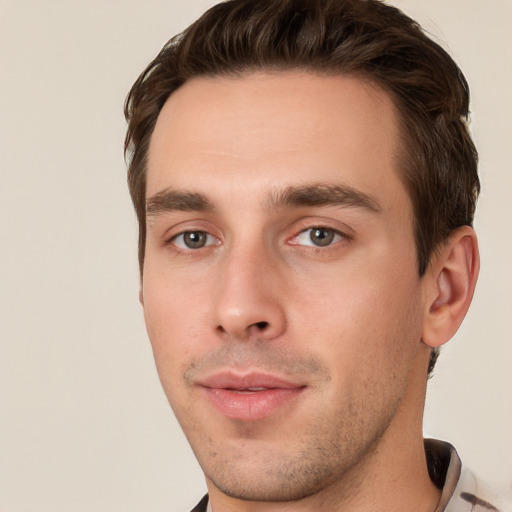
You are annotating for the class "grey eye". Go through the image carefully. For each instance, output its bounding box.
[184,231,207,248]
[310,228,335,246]
[294,227,343,247]
[174,231,215,249]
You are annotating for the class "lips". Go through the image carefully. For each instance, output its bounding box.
[198,372,306,421]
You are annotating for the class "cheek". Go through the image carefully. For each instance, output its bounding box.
[141,273,209,382]
[289,258,423,376]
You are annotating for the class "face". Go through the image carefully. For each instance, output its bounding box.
[142,72,428,502]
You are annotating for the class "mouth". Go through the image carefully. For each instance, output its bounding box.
[198,372,306,421]
[227,387,271,393]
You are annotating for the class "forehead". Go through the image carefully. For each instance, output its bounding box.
[146,71,406,212]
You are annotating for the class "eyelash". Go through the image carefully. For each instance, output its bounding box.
[288,226,346,248]
[170,231,218,250]
[166,225,347,253]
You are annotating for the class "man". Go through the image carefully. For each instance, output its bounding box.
[124,0,508,510]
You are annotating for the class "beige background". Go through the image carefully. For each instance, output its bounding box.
[0,1,511,511]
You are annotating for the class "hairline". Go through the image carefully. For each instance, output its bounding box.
[138,67,426,272]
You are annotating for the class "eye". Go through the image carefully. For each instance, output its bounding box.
[172,230,217,249]
[293,227,343,247]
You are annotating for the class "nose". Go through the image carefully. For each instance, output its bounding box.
[211,242,287,342]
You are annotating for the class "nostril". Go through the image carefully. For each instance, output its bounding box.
[254,321,269,330]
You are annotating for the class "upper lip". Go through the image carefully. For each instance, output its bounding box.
[198,371,304,390]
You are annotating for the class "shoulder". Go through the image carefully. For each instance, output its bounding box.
[426,439,512,512]
[447,467,512,512]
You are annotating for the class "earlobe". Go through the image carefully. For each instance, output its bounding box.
[422,226,479,348]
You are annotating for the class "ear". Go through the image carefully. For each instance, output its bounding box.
[139,287,144,306]
[422,226,479,348]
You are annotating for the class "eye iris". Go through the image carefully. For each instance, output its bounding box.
[184,231,207,248]
[310,228,334,247]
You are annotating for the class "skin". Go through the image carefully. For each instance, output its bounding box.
[141,72,478,511]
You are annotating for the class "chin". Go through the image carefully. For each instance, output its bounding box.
[200,439,351,504]
[207,467,332,503]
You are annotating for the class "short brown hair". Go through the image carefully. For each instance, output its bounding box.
[124,0,480,375]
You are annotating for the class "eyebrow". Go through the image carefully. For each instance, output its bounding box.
[267,183,381,213]
[146,189,215,217]
[146,182,381,217]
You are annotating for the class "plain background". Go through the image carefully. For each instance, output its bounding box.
[0,1,511,511]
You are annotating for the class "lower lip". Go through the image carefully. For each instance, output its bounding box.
[204,387,305,421]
